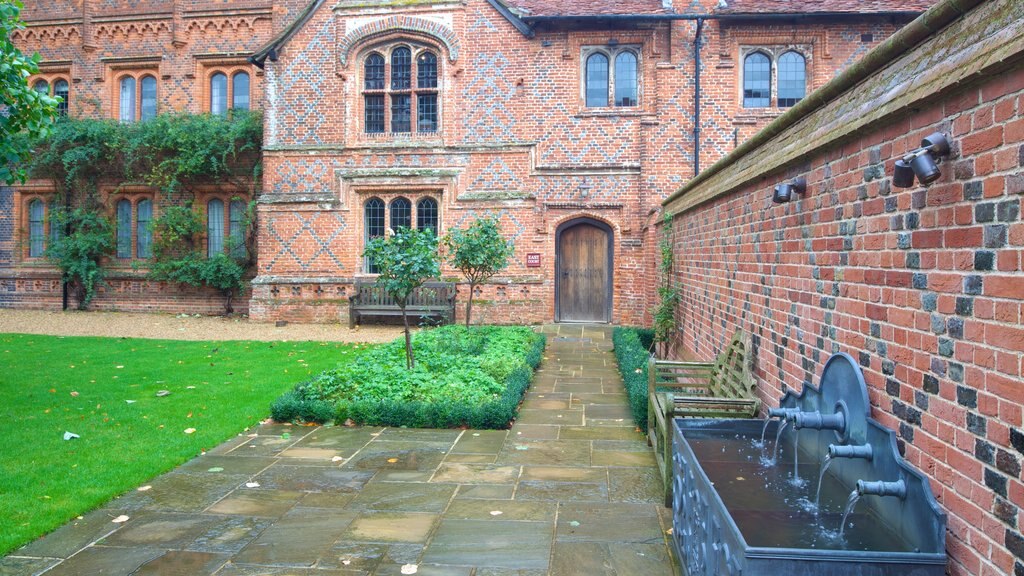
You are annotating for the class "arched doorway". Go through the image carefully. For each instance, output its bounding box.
[555,218,613,323]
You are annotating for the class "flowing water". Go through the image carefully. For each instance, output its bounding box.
[684,431,913,552]
[815,454,834,512]
[770,419,788,465]
[758,418,772,447]
[839,490,861,539]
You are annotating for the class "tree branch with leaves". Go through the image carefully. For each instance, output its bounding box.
[443,217,514,328]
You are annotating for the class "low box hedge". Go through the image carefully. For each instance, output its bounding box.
[612,327,654,430]
[271,325,545,429]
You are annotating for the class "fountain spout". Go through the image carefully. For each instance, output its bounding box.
[828,443,873,461]
[793,410,846,434]
[856,479,907,500]
[767,407,801,421]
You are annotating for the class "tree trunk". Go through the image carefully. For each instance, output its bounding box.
[74,281,87,310]
[401,305,414,369]
[465,280,475,328]
[223,289,235,315]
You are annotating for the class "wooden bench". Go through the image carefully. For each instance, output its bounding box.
[349,281,456,328]
[648,330,760,506]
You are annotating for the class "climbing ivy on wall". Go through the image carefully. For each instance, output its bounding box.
[651,212,680,356]
[28,112,263,312]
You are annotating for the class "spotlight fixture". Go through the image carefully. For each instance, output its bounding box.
[772,177,807,204]
[892,132,950,188]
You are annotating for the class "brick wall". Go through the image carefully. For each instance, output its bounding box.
[664,1,1024,573]
[253,0,909,325]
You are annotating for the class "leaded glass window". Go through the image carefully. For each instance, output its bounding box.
[391,94,411,133]
[140,76,157,121]
[28,199,45,258]
[232,72,250,110]
[207,199,225,256]
[362,46,441,135]
[614,51,638,107]
[364,198,385,273]
[365,53,385,90]
[391,47,411,90]
[585,53,609,107]
[119,76,137,122]
[54,79,69,116]
[210,73,228,116]
[137,199,152,258]
[116,199,132,258]
[416,197,438,234]
[229,200,245,258]
[777,51,806,107]
[417,51,437,89]
[743,52,771,108]
[390,197,411,231]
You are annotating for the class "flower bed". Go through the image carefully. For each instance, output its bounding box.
[271,325,545,429]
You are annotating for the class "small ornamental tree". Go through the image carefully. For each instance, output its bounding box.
[45,207,114,309]
[443,217,514,327]
[363,227,441,369]
[1,0,59,185]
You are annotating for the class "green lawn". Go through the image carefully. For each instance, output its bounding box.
[0,333,364,555]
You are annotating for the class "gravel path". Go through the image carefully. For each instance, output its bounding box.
[0,309,405,343]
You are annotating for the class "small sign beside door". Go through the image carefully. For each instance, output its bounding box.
[526,253,541,267]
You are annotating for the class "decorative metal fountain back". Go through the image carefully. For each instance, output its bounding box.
[670,352,947,575]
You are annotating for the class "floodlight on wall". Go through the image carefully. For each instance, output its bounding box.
[892,132,950,188]
[772,177,807,204]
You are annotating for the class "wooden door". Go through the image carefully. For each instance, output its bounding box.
[558,223,610,322]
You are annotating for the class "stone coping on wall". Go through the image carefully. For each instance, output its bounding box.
[664,0,1022,216]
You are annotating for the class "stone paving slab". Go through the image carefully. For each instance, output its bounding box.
[6,324,677,575]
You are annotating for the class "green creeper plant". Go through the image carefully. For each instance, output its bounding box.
[443,217,514,328]
[0,0,59,184]
[363,227,441,369]
[44,207,114,309]
[651,212,680,356]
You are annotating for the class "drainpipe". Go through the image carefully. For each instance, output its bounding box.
[693,17,704,177]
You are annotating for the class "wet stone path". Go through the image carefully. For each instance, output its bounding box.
[3,325,677,575]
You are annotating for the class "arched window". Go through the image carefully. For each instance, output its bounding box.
[207,199,225,256]
[136,199,153,258]
[585,52,609,107]
[33,80,48,94]
[777,51,806,107]
[390,48,413,133]
[140,76,157,121]
[362,45,441,135]
[28,199,45,257]
[53,79,69,116]
[390,197,411,231]
[364,53,386,133]
[416,197,438,234]
[417,51,438,133]
[49,202,63,244]
[116,199,132,258]
[364,197,385,273]
[210,73,228,116]
[119,76,137,122]
[229,199,246,258]
[743,52,771,108]
[614,51,638,107]
[232,72,250,110]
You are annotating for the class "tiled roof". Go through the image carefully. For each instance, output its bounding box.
[504,0,671,18]
[714,0,933,14]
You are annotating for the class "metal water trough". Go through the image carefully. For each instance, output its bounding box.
[670,352,947,575]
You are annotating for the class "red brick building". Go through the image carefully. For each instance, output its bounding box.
[1,0,929,322]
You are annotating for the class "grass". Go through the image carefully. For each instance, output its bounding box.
[0,333,366,555]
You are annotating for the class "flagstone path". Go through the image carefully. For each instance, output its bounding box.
[2,325,677,575]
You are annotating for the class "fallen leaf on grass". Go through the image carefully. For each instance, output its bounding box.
[70,391,79,397]
[63,431,80,440]
[125,400,136,404]
[156,390,170,397]
[112,515,130,523]
[184,428,196,434]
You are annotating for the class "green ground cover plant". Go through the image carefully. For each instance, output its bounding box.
[0,333,362,555]
[613,327,655,430]
[272,325,545,429]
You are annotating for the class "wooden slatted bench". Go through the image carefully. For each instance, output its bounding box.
[349,281,456,328]
[648,330,760,506]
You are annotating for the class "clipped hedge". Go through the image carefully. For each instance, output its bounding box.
[271,325,545,429]
[613,327,653,430]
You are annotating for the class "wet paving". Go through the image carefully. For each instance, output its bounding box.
[2,325,677,575]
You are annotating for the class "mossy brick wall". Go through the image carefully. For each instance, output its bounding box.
[252,0,907,325]
[665,1,1024,573]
